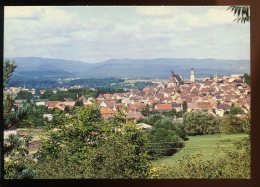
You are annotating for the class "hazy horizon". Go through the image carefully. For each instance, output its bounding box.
[5,56,251,64]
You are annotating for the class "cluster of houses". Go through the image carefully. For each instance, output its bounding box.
[36,69,250,121]
[4,86,36,95]
[7,69,250,122]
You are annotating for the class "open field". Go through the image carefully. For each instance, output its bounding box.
[152,133,248,166]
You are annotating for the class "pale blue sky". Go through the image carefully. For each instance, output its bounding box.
[4,6,250,63]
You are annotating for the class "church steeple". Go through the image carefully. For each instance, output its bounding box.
[190,68,195,82]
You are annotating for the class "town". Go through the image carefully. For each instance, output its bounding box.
[4,5,251,179]
[4,68,251,122]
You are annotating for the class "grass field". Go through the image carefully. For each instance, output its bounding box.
[153,133,248,166]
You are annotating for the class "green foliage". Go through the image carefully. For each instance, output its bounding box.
[142,115,187,158]
[4,134,37,179]
[229,105,245,115]
[8,76,58,89]
[243,73,250,85]
[220,114,250,134]
[3,60,32,129]
[140,105,159,117]
[150,136,250,179]
[34,105,151,178]
[40,88,97,101]
[148,128,183,157]
[4,60,17,88]
[162,109,183,118]
[141,114,164,125]
[16,90,33,100]
[50,109,68,128]
[183,111,220,135]
[227,6,250,23]
[96,87,127,95]
[17,105,48,128]
[89,122,151,178]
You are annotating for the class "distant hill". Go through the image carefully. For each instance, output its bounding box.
[6,57,250,79]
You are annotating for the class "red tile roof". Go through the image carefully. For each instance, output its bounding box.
[155,104,172,111]
[197,102,213,110]
[46,101,60,108]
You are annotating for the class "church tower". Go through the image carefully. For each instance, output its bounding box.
[190,68,195,82]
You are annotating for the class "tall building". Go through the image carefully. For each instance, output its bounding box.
[190,68,195,82]
[167,70,184,87]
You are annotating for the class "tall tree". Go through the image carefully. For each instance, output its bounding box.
[3,60,31,129]
[4,60,37,178]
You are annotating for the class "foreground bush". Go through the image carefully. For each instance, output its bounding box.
[141,115,187,158]
[183,111,220,135]
[220,114,250,134]
[150,137,250,179]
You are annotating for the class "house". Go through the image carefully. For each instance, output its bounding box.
[36,101,46,106]
[62,101,75,107]
[154,103,172,112]
[172,102,182,111]
[84,99,93,106]
[46,101,60,109]
[126,111,143,121]
[187,102,196,112]
[39,90,46,95]
[43,114,53,121]
[100,107,117,119]
[196,101,213,111]
[167,71,184,88]
[216,103,231,117]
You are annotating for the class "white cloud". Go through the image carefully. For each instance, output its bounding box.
[4,6,250,62]
[5,6,43,19]
[136,6,176,17]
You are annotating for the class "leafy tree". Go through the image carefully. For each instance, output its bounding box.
[243,73,250,85]
[220,114,248,133]
[140,105,159,117]
[3,60,31,129]
[229,105,245,115]
[148,128,184,157]
[3,60,17,88]
[34,105,151,178]
[89,122,150,178]
[3,60,36,178]
[140,114,163,126]
[162,109,183,118]
[16,90,33,100]
[143,115,187,158]
[17,106,47,128]
[227,6,250,23]
[183,111,220,135]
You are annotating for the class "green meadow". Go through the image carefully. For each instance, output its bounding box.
[153,133,248,166]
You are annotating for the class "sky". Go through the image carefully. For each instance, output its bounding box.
[4,6,250,63]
